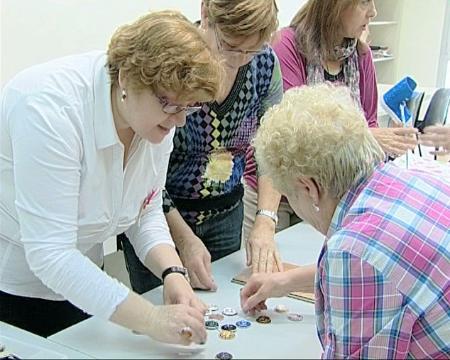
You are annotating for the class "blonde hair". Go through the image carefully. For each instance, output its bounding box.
[253,84,384,198]
[204,0,278,43]
[107,10,223,102]
[290,0,361,62]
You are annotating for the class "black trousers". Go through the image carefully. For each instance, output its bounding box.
[0,290,90,337]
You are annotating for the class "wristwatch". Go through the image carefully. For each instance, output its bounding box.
[161,266,190,284]
[256,209,278,225]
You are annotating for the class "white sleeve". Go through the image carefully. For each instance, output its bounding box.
[9,95,129,320]
[125,137,175,264]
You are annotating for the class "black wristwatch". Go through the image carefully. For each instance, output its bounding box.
[161,266,190,284]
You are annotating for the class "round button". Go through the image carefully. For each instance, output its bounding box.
[221,324,237,332]
[205,320,219,330]
[256,315,271,324]
[219,330,235,340]
[235,319,251,328]
[287,313,304,321]
[222,307,238,316]
[216,351,233,360]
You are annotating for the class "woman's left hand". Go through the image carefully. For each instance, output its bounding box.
[163,273,207,314]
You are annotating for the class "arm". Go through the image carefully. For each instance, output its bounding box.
[240,264,316,313]
[11,95,129,320]
[419,125,450,155]
[164,206,216,290]
[246,53,284,273]
[318,249,410,359]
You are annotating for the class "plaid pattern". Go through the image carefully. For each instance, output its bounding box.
[316,162,450,359]
[164,47,282,225]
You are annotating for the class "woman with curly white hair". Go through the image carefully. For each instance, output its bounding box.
[240,84,450,359]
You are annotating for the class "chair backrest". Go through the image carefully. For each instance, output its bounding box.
[408,91,425,127]
[415,88,450,132]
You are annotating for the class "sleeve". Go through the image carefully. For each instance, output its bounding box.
[318,249,414,359]
[272,28,307,91]
[10,95,129,320]
[360,50,379,128]
[258,52,283,121]
[125,138,175,265]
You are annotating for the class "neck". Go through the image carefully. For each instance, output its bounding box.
[316,195,340,236]
[111,84,134,143]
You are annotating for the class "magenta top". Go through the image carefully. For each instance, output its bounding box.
[244,27,379,190]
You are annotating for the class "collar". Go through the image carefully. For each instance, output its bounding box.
[93,53,120,149]
[326,163,384,238]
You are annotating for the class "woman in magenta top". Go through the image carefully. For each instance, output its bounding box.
[243,0,418,239]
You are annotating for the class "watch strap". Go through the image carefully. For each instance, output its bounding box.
[256,209,278,225]
[161,266,189,283]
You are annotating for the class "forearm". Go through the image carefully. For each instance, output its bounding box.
[165,208,196,248]
[110,291,155,334]
[144,243,184,279]
[255,175,282,230]
[285,264,316,293]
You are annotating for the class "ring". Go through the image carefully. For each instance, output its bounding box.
[179,326,193,340]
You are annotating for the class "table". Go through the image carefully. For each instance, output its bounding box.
[0,321,92,359]
[50,222,325,359]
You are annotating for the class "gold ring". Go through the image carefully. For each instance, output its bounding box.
[179,326,193,340]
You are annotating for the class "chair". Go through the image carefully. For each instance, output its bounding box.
[414,88,450,157]
[407,91,425,127]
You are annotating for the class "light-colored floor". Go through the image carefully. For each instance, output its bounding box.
[103,250,131,289]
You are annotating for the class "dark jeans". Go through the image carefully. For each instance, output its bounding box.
[0,290,90,337]
[119,200,244,294]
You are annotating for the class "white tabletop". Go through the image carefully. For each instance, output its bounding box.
[0,321,92,359]
[50,222,325,359]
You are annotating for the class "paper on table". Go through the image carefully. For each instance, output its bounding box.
[231,262,315,303]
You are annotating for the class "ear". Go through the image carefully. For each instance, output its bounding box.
[118,68,127,90]
[294,176,321,206]
[200,1,209,30]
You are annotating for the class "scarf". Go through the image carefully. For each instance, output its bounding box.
[306,38,361,108]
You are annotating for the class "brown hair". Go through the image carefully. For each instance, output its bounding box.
[290,0,360,62]
[203,0,278,44]
[107,10,223,102]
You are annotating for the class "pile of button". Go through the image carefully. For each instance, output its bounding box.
[205,303,304,360]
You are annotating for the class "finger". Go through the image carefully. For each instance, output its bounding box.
[266,253,274,274]
[252,248,261,273]
[244,288,267,312]
[185,315,207,345]
[195,260,215,290]
[393,127,418,135]
[259,249,269,273]
[190,296,208,314]
[246,240,252,266]
[189,272,204,290]
[274,250,283,272]
[203,255,217,291]
[430,149,450,156]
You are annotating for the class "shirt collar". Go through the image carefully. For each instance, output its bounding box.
[326,163,384,238]
[93,54,120,149]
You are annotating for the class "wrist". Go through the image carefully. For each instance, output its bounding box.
[162,265,190,284]
[256,209,278,226]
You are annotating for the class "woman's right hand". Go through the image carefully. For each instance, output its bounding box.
[144,304,207,345]
[370,127,418,156]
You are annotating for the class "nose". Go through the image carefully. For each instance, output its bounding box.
[171,111,186,127]
[368,1,377,19]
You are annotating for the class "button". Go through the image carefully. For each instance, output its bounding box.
[287,313,304,321]
[222,307,238,316]
[209,313,225,321]
[205,320,219,330]
[216,351,233,360]
[235,320,251,328]
[218,330,235,340]
[274,304,288,313]
[220,324,237,332]
[256,315,271,324]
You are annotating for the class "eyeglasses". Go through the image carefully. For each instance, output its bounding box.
[214,26,267,57]
[157,96,202,116]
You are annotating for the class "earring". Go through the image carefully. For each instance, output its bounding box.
[121,89,127,102]
[312,203,320,212]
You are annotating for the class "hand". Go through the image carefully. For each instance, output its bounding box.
[144,303,207,345]
[419,126,450,155]
[371,127,418,156]
[240,272,290,315]
[246,219,283,274]
[177,233,217,291]
[163,273,207,314]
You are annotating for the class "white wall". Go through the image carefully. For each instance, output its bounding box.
[396,0,447,87]
[0,0,306,88]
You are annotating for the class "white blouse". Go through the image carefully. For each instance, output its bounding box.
[0,51,175,319]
